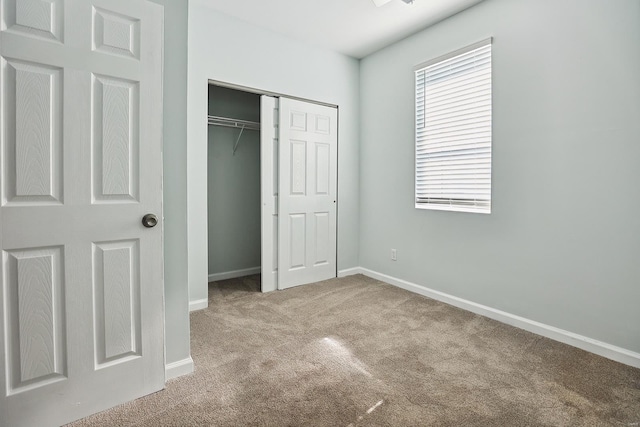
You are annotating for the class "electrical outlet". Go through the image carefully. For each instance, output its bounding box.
[391,249,397,261]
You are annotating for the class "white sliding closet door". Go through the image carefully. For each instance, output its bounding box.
[277,98,337,289]
[260,95,278,292]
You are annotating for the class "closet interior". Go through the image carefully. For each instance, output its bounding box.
[207,84,261,285]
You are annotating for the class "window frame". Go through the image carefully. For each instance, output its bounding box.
[414,38,493,214]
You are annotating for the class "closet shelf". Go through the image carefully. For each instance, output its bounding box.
[208,115,260,155]
[207,115,260,131]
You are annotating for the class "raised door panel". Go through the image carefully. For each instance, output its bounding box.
[313,212,329,266]
[288,214,306,270]
[91,74,139,203]
[314,142,330,196]
[3,247,67,394]
[1,58,63,205]
[289,140,306,196]
[289,110,306,131]
[314,114,330,135]
[93,240,141,367]
[2,0,64,42]
[92,6,140,59]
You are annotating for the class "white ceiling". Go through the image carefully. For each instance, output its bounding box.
[201,0,485,59]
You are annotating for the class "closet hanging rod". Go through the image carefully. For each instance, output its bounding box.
[207,115,260,131]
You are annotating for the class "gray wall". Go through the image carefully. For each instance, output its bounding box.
[359,0,640,353]
[208,86,261,275]
[148,0,191,367]
[187,0,361,304]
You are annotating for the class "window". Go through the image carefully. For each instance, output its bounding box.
[415,39,492,214]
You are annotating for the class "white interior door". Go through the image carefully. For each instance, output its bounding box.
[0,1,164,426]
[260,95,278,292]
[278,98,337,290]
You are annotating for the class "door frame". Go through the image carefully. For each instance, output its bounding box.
[208,80,337,109]
[204,79,339,296]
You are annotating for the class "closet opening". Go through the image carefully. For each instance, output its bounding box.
[207,84,262,293]
[205,80,339,297]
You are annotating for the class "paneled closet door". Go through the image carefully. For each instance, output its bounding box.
[0,1,165,426]
[277,98,337,289]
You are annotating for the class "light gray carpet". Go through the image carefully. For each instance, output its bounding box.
[70,274,640,426]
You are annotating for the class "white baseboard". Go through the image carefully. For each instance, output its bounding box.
[337,267,362,278]
[208,266,261,282]
[165,356,194,381]
[354,267,640,369]
[189,298,208,312]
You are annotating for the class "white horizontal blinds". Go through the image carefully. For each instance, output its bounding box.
[415,41,492,213]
